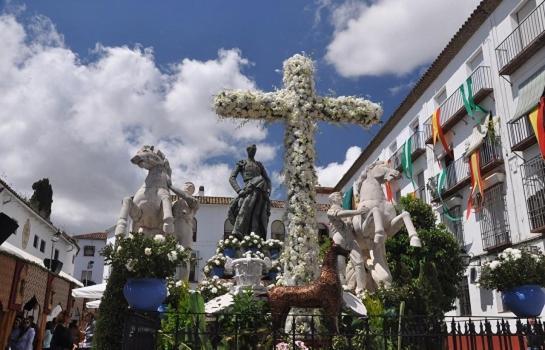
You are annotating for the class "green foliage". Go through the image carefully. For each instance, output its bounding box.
[378,196,465,317]
[479,248,545,291]
[319,237,332,261]
[102,232,190,279]
[93,265,128,350]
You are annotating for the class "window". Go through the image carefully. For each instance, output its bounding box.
[516,0,536,24]
[39,240,46,253]
[458,276,472,316]
[479,184,511,250]
[54,249,59,260]
[83,245,95,257]
[81,270,92,282]
[388,140,397,155]
[435,88,447,106]
[223,219,234,239]
[192,218,197,242]
[466,49,484,73]
[189,251,198,282]
[416,171,426,202]
[271,220,286,241]
[410,118,420,133]
[33,235,39,249]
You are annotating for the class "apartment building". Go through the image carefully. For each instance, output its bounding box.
[334,0,545,317]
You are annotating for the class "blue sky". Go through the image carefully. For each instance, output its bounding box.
[0,0,478,232]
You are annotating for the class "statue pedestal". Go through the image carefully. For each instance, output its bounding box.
[231,257,267,294]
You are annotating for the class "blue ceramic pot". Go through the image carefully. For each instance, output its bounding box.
[268,271,278,281]
[224,247,237,258]
[269,249,280,259]
[212,266,225,278]
[123,278,167,311]
[244,247,258,254]
[501,284,545,317]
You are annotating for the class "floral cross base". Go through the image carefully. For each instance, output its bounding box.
[214,54,382,285]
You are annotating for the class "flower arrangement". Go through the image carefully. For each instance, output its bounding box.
[276,340,309,350]
[240,232,264,251]
[240,250,266,260]
[197,276,232,301]
[102,233,190,279]
[265,239,283,251]
[214,54,382,286]
[203,254,227,276]
[479,248,545,291]
[218,236,240,250]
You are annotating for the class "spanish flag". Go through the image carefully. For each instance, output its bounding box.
[466,152,485,219]
[384,181,393,202]
[432,108,451,155]
[528,97,545,159]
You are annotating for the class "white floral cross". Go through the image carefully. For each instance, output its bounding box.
[214,54,382,285]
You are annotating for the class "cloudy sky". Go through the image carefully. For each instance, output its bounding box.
[0,0,479,234]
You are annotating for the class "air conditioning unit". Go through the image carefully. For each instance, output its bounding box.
[0,212,18,245]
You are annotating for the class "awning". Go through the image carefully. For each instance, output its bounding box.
[513,69,545,119]
[86,300,101,309]
[72,283,106,299]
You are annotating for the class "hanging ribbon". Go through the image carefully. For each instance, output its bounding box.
[401,137,418,196]
[460,76,488,118]
[385,180,394,202]
[432,108,452,155]
[528,96,545,159]
[436,159,463,222]
[342,187,355,209]
[466,152,485,219]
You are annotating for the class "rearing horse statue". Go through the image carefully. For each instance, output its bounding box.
[351,160,422,291]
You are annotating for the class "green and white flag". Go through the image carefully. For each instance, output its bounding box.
[460,76,487,118]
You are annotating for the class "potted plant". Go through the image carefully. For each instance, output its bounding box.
[102,232,190,311]
[219,236,240,258]
[204,253,227,278]
[479,247,545,317]
[197,276,232,302]
[265,239,283,259]
[240,232,264,253]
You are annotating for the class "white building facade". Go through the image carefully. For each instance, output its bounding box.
[0,179,78,275]
[334,0,545,317]
[73,232,107,286]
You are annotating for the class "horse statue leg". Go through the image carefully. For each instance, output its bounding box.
[370,207,393,288]
[160,190,175,234]
[115,196,142,236]
[388,210,422,247]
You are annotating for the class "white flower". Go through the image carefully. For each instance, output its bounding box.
[126,259,135,271]
[214,260,220,265]
[168,251,178,262]
[212,275,219,280]
[144,247,152,256]
[154,234,165,243]
[175,280,183,287]
[489,260,501,270]
[127,233,134,239]
[211,287,218,294]
[116,246,122,252]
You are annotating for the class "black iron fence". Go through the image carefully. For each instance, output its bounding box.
[157,313,545,350]
[496,0,545,74]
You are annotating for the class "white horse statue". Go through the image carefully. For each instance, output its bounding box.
[351,160,422,291]
[114,145,198,242]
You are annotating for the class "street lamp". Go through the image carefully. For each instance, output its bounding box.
[44,231,62,273]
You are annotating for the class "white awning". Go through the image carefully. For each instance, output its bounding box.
[86,300,101,309]
[513,69,545,119]
[72,283,106,299]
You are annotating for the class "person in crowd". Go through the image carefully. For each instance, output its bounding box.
[8,317,22,349]
[12,317,36,350]
[43,321,54,350]
[50,311,74,350]
[78,313,95,350]
[68,321,80,349]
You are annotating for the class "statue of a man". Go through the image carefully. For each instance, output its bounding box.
[228,144,271,239]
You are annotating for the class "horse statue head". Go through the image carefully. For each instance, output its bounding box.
[362,161,400,184]
[130,145,172,176]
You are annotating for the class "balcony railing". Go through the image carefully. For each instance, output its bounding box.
[423,66,493,143]
[522,155,545,232]
[479,183,511,251]
[508,113,536,151]
[428,137,503,201]
[389,131,426,170]
[441,205,464,246]
[496,1,545,75]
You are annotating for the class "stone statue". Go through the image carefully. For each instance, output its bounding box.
[172,182,199,248]
[326,192,367,293]
[114,145,198,242]
[351,160,422,291]
[228,144,271,239]
[29,178,53,220]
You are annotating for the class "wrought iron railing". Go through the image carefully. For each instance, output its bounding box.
[479,183,511,251]
[522,155,545,232]
[428,137,503,201]
[442,205,465,246]
[389,131,426,170]
[423,66,492,142]
[156,312,545,350]
[508,113,536,151]
[496,0,545,74]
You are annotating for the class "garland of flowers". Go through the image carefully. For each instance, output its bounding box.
[214,54,382,285]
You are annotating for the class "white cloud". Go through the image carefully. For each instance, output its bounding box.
[325,0,479,77]
[316,146,361,187]
[0,14,277,234]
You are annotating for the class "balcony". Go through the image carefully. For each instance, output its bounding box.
[479,184,511,251]
[521,156,545,233]
[423,66,493,143]
[496,1,545,75]
[389,131,426,170]
[508,113,536,151]
[441,205,465,246]
[428,136,503,201]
